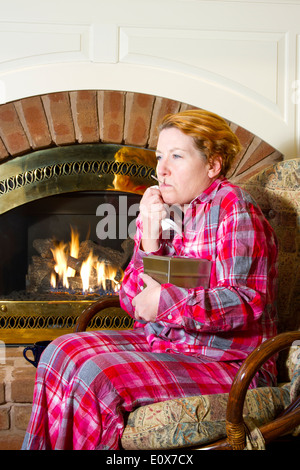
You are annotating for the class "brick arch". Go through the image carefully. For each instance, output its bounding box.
[0,90,283,182]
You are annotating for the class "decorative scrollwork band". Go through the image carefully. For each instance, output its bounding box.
[0,160,155,196]
[0,311,134,330]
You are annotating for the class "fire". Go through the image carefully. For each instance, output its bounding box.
[50,227,122,294]
[67,227,80,278]
[80,252,95,293]
[96,261,120,291]
[51,241,70,289]
[50,272,57,289]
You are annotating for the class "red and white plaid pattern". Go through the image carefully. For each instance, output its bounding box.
[120,177,278,372]
[23,329,264,450]
[23,178,278,450]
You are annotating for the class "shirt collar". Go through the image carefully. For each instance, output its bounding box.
[190,176,225,206]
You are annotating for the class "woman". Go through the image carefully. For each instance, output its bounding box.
[22,109,278,450]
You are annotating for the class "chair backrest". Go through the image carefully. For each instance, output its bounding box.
[241,158,300,381]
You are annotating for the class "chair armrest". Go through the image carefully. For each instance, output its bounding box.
[74,295,121,332]
[226,331,300,449]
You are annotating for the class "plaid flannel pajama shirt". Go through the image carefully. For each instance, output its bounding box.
[22,178,278,450]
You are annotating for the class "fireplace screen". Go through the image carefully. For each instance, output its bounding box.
[0,143,156,343]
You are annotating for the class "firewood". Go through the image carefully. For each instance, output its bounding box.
[33,238,56,258]
[67,277,83,291]
[67,255,83,273]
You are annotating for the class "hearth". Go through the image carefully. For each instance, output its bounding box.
[0,143,156,343]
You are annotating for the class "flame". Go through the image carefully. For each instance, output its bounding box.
[67,227,80,278]
[96,260,106,289]
[51,241,70,289]
[96,261,121,292]
[50,227,122,293]
[50,272,57,289]
[80,252,95,293]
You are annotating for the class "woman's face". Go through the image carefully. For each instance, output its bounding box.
[156,127,219,207]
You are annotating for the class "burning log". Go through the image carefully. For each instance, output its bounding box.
[33,238,56,258]
[67,276,84,291]
[27,229,134,296]
[66,255,84,273]
[26,256,55,293]
[68,273,114,292]
[79,239,134,271]
[33,237,134,271]
[65,255,122,284]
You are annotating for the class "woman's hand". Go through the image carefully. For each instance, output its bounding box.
[139,186,167,252]
[132,274,161,323]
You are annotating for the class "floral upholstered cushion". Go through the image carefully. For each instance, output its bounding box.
[242,158,300,382]
[241,159,300,336]
[290,346,300,401]
[121,386,291,450]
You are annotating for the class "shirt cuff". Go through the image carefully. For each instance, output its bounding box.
[138,242,164,256]
[132,243,164,270]
[156,283,188,324]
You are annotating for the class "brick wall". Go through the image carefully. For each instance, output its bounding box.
[0,90,283,182]
[0,347,35,450]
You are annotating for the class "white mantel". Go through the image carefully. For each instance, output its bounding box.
[0,0,300,157]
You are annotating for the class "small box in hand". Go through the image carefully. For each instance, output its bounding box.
[143,255,211,288]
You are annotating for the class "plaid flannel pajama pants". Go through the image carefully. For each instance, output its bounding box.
[22,329,250,450]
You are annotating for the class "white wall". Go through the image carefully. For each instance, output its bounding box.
[0,0,300,157]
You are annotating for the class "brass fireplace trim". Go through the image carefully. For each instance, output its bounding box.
[0,300,134,344]
[0,143,156,214]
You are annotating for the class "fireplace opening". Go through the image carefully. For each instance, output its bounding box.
[0,143,157,343]
[0,190,141,343]
[0,190,140,299]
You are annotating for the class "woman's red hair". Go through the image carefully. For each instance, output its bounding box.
[158,109,242,176]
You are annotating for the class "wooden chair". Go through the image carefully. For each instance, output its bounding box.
[74,158,300,450]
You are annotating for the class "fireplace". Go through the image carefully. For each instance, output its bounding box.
[0,90,283,344]
[0,141,156,343]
